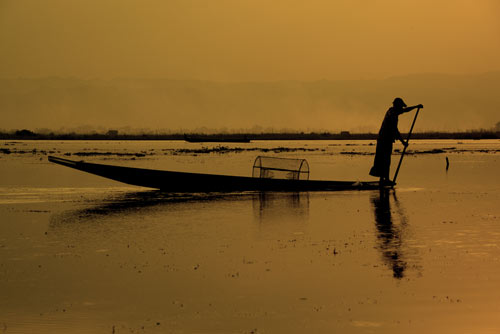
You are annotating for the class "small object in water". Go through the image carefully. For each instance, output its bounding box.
[446,156,450,171]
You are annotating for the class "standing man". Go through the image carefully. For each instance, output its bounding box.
[369,98,423,185]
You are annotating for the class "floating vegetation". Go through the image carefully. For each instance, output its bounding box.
[71,151,149,157]
[340,151,373,155]
[1,144,499,158]
[0,148,56,155]
[167,146,319,155]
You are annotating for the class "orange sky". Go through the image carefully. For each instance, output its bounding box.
[1,0,499,81]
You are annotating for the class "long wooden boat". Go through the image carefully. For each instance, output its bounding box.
[48,156,382,192]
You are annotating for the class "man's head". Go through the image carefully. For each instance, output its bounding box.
[393,97,407,108]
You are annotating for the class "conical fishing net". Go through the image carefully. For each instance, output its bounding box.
[252,156,309,180]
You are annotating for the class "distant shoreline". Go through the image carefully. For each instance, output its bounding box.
[1,130,499,141]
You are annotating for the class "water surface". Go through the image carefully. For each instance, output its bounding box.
[1,140,499,333]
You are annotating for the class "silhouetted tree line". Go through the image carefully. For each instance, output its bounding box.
[1,129,499,140]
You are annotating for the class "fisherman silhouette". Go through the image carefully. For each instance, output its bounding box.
[369,98,423,185]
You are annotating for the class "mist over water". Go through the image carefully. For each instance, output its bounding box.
[1,139,499,333]
[2,73,500,132]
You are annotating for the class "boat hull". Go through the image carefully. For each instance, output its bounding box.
[48,156,381,192]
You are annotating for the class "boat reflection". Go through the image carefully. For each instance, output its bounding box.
[371,188,410,279]
[49,191,248,228]
[50,190,309,228]
[49,190,311,237]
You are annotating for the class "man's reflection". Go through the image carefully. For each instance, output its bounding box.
[371,188,407,279]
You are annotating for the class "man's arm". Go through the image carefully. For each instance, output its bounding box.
[403,104,424,113]
[398,104,423,145]
[396,128,407,147]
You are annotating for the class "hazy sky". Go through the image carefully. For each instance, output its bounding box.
[1,0,499,81]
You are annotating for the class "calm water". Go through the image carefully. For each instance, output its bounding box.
[1,140,499,333]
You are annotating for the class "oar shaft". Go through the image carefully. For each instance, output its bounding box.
[392,107,420,184]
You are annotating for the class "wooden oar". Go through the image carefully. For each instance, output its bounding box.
[392,107,421,186]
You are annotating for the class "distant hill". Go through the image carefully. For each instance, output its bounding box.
[1,73,499,132]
